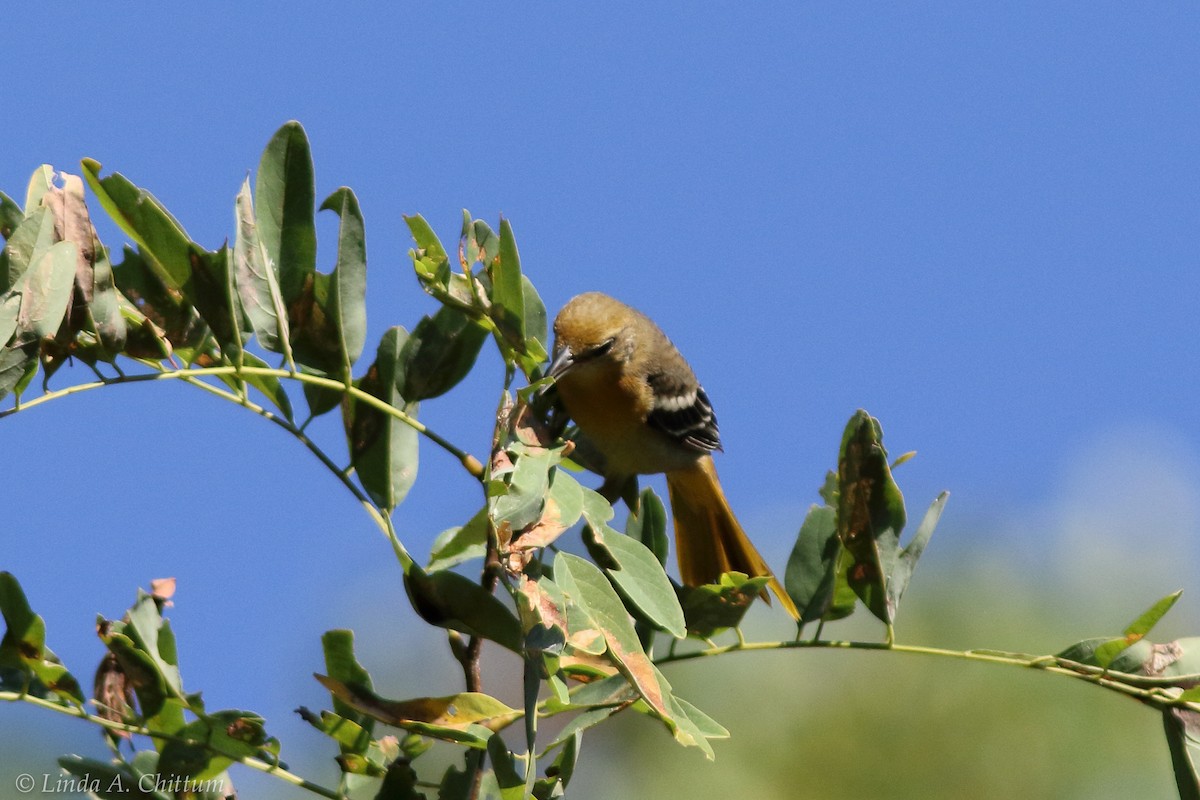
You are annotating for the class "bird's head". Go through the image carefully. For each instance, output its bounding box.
[548,292,636,379]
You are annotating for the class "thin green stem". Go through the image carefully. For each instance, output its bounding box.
[0,365,484,481]
[652,638,1191,708]
[0,692,343,800]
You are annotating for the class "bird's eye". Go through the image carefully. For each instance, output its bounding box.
[581,338,615,360]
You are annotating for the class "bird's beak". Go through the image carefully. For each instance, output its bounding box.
[547,345,575,380]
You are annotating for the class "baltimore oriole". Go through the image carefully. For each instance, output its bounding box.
[549,292,799,618]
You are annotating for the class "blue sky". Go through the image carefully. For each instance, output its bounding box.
[3,2,1200,796]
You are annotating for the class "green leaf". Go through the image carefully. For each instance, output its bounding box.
[584,521,687,639]
[255,121,317,303]
[1127,590,1184,639]
[553,552,672,722]
[1055,637,1155,673]
[99,589,187,736]
[521,275,548,357]
[1092,590,1185,668]
[0,190,21,240]
[288,187,368,415]
[1164,708,1200,800]
[318,187,368,368]
[885,491,948,622]
[399,305,488,401]
[678,573,772,638]
[490,219,526,348]
[321,629,376,754]
[89,236,128,355]
[316,675,519,744]
[0,205,54,292]
[349,327,419,511]
[784,504,840,624]
[404,568,523,652]
[81,159,193,289]
[112,246,209,362]
[486,734,525,800]
[15,240,77,339]
[534,729,581,799]
[836,409,907,625]
[626,488,669,567]
[403,214,451,289]
[185,243,244,354]
[234,177,290,353]
[428,507,489,572]
[0,572,84,705]
[0,342,39,401]
[158,710,268,781]
[26,165,54,211]
[490,446,558,534]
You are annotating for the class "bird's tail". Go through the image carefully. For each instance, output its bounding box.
[665,456,800,619]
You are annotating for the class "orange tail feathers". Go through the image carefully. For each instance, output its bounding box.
[665,456,800,619]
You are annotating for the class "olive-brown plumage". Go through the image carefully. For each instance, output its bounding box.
[550,292,798,618]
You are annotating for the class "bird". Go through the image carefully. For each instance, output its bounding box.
[548,291,799,619]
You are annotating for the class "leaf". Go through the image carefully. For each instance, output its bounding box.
[584,521,687,639]
[428,507,489,572]
[81,159,193,289]
[0,190,21,240]
[288,187,368,414]
[1055,637,1155,674]
[26,165,54,211]
[1092,590,1185,669]
[255,121,317,303]
[298,707,370,750]
[0,572,85,705]
[0,205,54,292]
[318,187,368,368]
[22,168,126,358]
[553,552,672,722]
[316,676,519,741]
[185,243,244,354]
[507,467,585,553]
[15,241,77,339]
[490,219,527,356]
[1164,708,1200,800]
[404,213,460,301]
[784,504,840,624]
[234,177,290,353]
[490,446,557,535]
[404,568,523,652]
[836,409,907,625]
[886,491,949,622]
[321,629,375,754]
[112,246,209,362]
[626,488,669,567]
[399,305,488,401]
[486,734,525,800]
[349,327,419,511]
[678,573,772,638]
[0,342,39,401]
[534,729,581,799]
[98,589,187,736]
[89,235,128,355]
[158,710,268,781]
